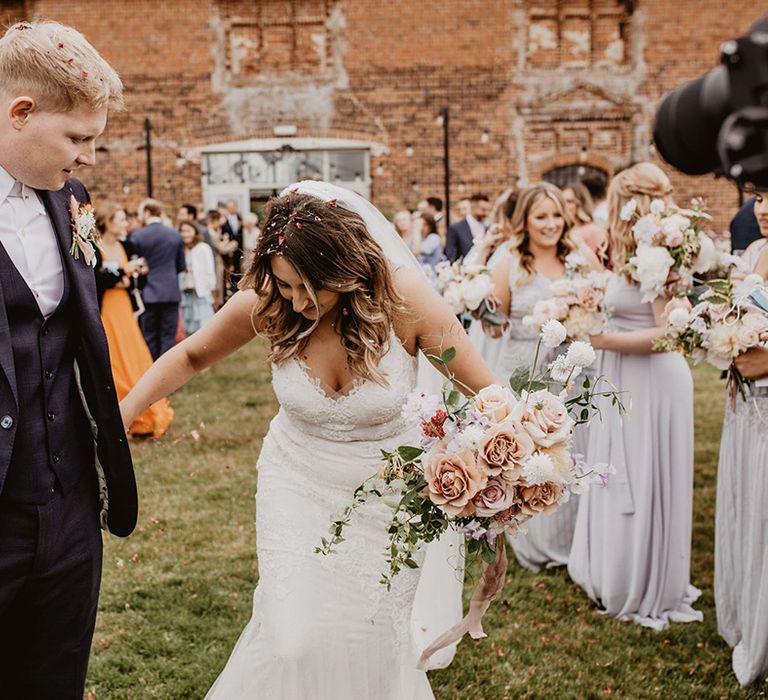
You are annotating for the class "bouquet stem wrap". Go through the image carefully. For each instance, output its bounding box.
[416,534,508,671]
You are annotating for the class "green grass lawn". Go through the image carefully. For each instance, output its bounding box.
[86,341,765,699]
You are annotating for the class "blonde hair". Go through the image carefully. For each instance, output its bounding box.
[242,193,405,386]
[0,21,124,112]
[607,162,673,271]
[508,183,576,284]
[94,201,123,235]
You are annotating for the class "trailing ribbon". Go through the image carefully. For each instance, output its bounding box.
[416,533,507,671]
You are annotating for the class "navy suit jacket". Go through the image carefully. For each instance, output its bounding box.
[730,198,762,253]
[0,179,137,536]
[445,218,474,263]
[129,222,186,304]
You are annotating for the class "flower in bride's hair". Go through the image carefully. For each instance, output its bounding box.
[565,341,596,369]
[650,199,666,215]
[423,447,487,517]
[473,385,517,423]
[480,421,534,477]
[620,198,638,221]
[541,319,567,348]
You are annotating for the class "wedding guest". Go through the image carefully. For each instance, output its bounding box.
[209,208,240,304]
[582,173,608,229]
[179,220,216,335]
[419,196,445,236]
[464,187,519,374]
[0,20,137,697]
[457,198,471,219]
[129,198,186,359]
[739,195,768,270]
[485,182,587,570]
[177,202,210,245]
[562,180,606,257]
[730,196,762,254]
[569,162,702,630]
[94,203,174,438]
[715,339,768,686]
[393,209,414,251]
[414,212,444,271]
[445,192,491,262]
[240,211,260,270]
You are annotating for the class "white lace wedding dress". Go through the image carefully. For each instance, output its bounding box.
[205,332,435,699]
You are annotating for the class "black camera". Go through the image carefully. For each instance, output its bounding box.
[653,14,768,191]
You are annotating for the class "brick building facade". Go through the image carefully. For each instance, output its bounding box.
[2,1,761,228]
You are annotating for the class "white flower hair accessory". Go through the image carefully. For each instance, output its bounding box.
[69,195,100,267]
[619,198,638,222]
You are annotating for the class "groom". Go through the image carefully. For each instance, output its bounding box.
[0,20,137,697]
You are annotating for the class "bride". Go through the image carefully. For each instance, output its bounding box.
[120,182,497,699]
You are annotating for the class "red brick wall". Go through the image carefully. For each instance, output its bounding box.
[6,1,762,229]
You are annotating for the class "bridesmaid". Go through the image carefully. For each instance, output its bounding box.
[568,163,702,629]
[95,203,174,438]
[487,182,586,571]
[465,187,518,374]
[715,192,768,686]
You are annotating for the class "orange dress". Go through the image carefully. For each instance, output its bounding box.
[100,247,174,437]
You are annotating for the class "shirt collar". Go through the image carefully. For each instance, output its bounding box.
[146,216,163,225]
[0,164,47,217]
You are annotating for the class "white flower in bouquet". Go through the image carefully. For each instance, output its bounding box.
[541,319,568,348]
[633,214,659,245]
[453,422,486,452]
[459,274,493,311]
[706,323,738,368]
[734,273,765,298]
[435,261,455,286]
[620,198,638,221]
[629,244,675,302]
[659,213,690,247]
[563,306,600,339]
[668,307,691,329]
[565,341,596,368]
[650,198,666,215]
[521,452,558,486]
[442,283,465,315]
[691,233,716,274]
[548,354,577,384]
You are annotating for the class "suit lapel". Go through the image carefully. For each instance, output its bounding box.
[0,262,18,407]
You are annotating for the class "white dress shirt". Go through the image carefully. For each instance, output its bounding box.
[0,166,64,319]
[466,214,486,241]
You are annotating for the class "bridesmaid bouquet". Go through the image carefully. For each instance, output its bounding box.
[317,322,623,667]
[523,269,610,340]
[429,260,505,325]
[619,197,717,302]
[654,275,768,397]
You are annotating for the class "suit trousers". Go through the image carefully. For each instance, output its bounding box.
[0,475,102,699]
[140,301,180,360]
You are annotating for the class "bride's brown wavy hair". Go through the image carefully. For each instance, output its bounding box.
[508,183,576,285]
[240,192,404,385]
[607,162,674,274]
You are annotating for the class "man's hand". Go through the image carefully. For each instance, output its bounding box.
[734,346,768,381]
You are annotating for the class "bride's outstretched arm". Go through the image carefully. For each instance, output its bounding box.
[120,290,259,428]
[395,267,498,394]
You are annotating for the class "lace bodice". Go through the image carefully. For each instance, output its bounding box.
[271,333,418,442]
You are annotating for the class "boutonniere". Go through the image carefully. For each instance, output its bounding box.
[69,194,101,267]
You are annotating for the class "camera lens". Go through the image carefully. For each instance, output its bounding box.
[653,65,731,175]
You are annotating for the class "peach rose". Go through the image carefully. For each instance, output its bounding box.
[513,389,574,447]
[519,480,564,516]
[541,444,573,481]
[423,447,488,517]
[472,385,517,423]
[480,420,534,478]
[564,305,598,339]
[575,286,600,311]
[472,476,518,517]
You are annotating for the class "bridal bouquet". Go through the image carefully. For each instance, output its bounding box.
[523,268,610,340]
[654,275,768,397]
[619,197,717,302]
[317,321,623,667]
[429,259,505,324]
